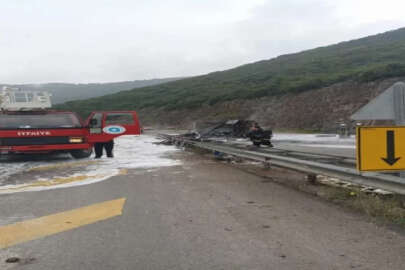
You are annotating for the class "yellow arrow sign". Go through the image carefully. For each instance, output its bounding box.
[357,126,405,171]
[0,198,126,249]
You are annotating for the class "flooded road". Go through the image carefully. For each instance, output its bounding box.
[0,135,181,193]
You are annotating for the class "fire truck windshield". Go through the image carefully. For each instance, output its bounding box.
[0,113,82,129]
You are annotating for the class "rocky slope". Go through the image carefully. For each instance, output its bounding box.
[139,77,402,131]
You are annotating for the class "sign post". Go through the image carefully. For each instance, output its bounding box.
[352,82,405,181]
[393,83,405,177]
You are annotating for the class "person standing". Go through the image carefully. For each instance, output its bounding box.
[104,140,114,158]
[94,140,114,158]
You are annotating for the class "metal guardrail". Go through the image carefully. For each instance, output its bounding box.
[230,144,357,166]
[160,134,405,195]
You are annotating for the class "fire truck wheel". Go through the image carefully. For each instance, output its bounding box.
[70,149,93,159]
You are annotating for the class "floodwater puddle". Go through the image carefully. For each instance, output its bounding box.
[0,135,181,194]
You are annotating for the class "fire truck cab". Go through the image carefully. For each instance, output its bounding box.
[0,87,141,159]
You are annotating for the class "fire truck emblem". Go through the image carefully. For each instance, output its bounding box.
[17,131,51,136]
[103,125,126,135]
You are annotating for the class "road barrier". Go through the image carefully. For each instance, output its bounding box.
[159,134,405,195]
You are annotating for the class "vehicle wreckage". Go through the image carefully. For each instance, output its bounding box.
[178,120,273,147]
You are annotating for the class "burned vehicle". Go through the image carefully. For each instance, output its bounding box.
[188,120,273,147]
[246,123,273,147]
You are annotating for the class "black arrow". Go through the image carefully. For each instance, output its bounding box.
[381,130,401,166]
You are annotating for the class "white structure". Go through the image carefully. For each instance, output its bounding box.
[0,86,52,110]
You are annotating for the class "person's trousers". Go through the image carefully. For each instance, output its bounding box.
[94,140,114,158]
[104,140,114,157]
[94,143,104,158]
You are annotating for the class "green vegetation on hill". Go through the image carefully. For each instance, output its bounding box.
[56,27,405,117]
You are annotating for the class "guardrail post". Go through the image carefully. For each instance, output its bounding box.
[307,173,318,184]
[393,83,405,181]
[263,157,271,169]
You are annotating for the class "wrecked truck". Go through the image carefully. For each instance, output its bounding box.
[189,120,273,147]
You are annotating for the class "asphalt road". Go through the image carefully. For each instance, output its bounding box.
[275,143,356,159]
[224,135,356,159]
[0,151,404,270]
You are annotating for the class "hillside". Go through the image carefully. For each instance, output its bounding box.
[56,27,405,129]
[0,78,180,104]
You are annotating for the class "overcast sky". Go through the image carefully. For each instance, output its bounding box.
[1,0,405,84]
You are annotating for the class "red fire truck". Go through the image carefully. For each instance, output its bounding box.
[0,87,141,158]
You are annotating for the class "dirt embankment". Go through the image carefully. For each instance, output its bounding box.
[139,77,404,131]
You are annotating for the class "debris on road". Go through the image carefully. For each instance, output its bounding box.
[5,257,20,263]
[164,119,273,147]
[197,120,256,138]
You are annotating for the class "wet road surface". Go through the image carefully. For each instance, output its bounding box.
[0,135,404,269]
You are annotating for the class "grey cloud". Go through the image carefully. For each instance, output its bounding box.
[1,0,405,83]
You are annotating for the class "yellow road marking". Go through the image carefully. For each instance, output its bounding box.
[2,174,107,192]
[119,168,128,175]
[0,198,126,249]
[0,169,128,193]
[28,160,99,172]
